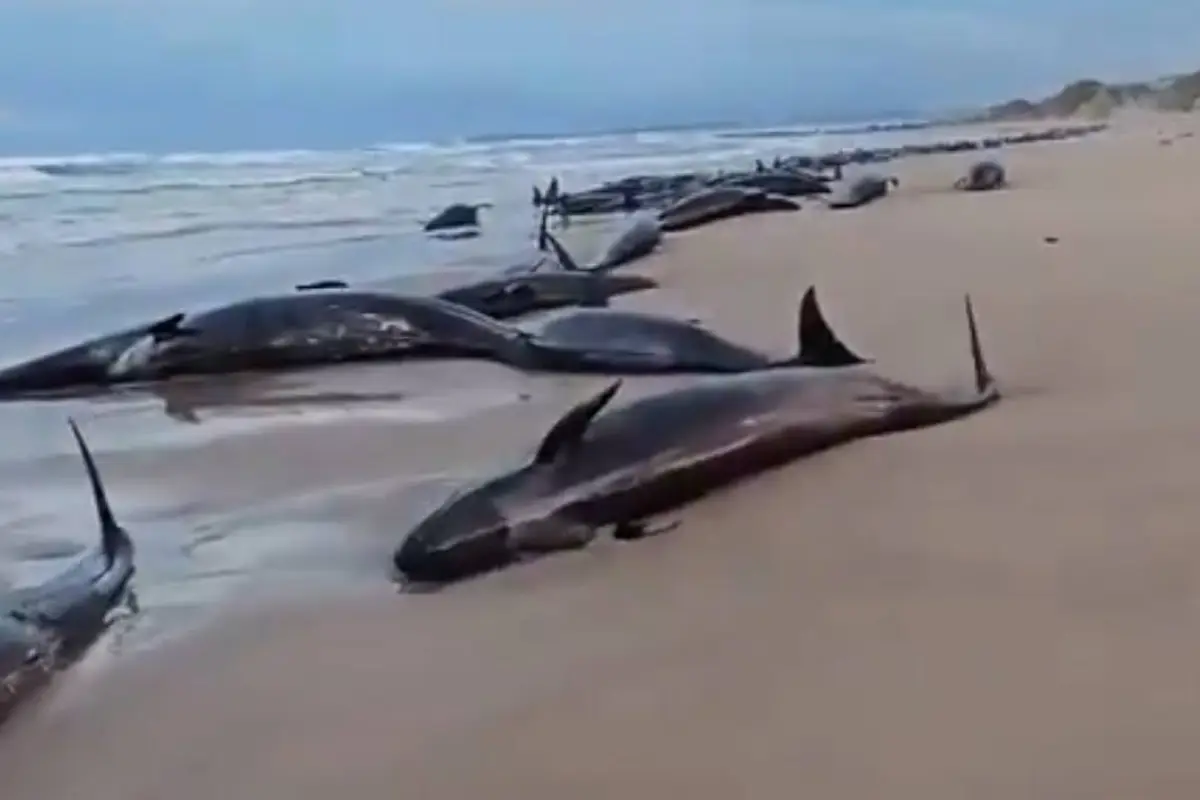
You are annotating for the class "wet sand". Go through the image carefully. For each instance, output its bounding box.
[6,115,1200,797]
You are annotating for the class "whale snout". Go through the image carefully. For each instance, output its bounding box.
[393,491,513,585]
[393,524,511,585]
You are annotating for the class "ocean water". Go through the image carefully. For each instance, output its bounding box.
[0,120,954,359]
[0,118,980,652]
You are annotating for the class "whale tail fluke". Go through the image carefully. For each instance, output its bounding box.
[536,204,551,251]
[777,287,869,368]
[544,231,585,272]
[67,419,130,567]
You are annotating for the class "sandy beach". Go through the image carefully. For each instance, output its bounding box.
[4,114,1200,797]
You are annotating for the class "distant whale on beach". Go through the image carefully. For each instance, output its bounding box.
[954,160,1008,192]
[423,202,492,234]
[658,186,799,232]
[589,213,664,271]
[821,173,900,210]
[393,294,999,585]
[1,420,137,723]
[524,233,866,374]
[436,270,659,320]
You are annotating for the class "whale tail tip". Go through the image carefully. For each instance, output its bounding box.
[544,231,584,273]
[67,418,130,566]
[964,293,994,395]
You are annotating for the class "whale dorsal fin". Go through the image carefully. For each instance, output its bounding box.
[67,418,128,566]
[296,279,349,291]
[145,312,199,344]
[544,231,584,272]
[533,380,621,465]
[793,287,868,367]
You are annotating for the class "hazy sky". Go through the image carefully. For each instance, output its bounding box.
[2,0,1199,154]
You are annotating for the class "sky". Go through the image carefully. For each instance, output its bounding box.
[1,0,1199,154]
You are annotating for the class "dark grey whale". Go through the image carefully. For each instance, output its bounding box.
[0,313,205,398]
[0,291,526,396]
[590,213,663,271]
[658,186,799,232]
[822,173,900,209]
[0,269,868,393]
[954,160,1007,191]
[423,202,492,233]
[102,290,526,383]
[526,234,866,374]
[393,294,999,585]
[436,271,658,320]
[1,420,137,721]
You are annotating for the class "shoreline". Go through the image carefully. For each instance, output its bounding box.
[5,112,1200,796]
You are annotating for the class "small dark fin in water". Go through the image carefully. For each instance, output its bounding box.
[533,380,621,465]
[544,231,584,272]
[296,279,349,291]
[146,312,198,344]
[964,294,993,393]
[792,287,869,367]
[67,419,127,566]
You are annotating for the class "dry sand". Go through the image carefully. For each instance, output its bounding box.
[6,116,1200,798]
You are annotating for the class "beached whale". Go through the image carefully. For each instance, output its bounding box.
[1,420,137,722]
[522,232,864,374]
[954,160,1007,191]
[822,173,900,210]
[433,210,661,318]
[0,291,525,396]
[393,294,999,585]
[0,314,208,398]
[717,169,833,197]
[590,213,664,271]
[658,186,799,232]
[423,202,491,234]
[437,271,659,320]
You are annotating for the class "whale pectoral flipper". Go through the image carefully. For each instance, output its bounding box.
[612,519,681,541]
[792,287,869,367]
[533,380,622,464]
[509,517,598,555]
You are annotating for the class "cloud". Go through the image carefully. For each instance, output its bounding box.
[1,0,1200,151]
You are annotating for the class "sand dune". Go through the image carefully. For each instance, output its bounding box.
[6,116,1200,798]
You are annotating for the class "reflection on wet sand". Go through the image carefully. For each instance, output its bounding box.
[0,357,610,673]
